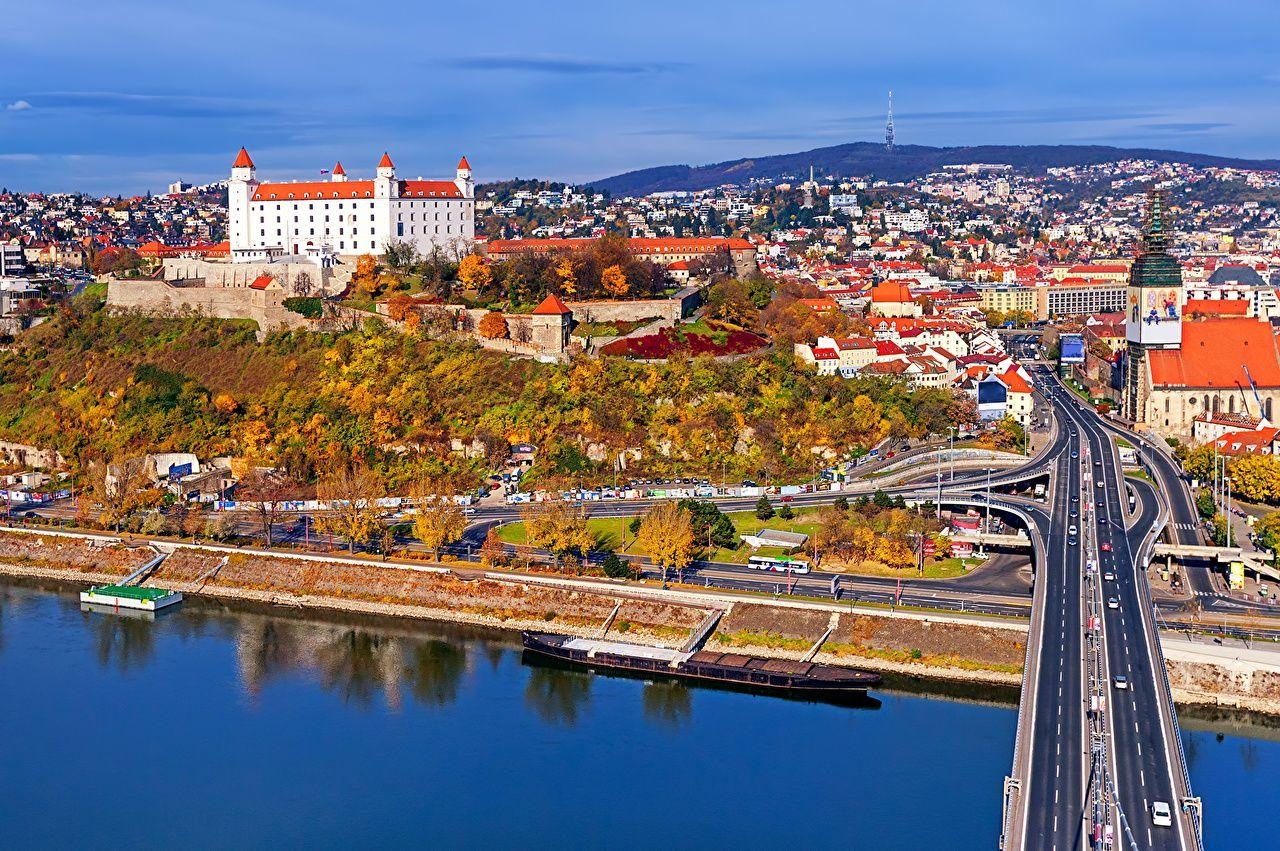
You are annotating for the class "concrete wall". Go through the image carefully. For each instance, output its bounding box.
[106,278,310,333]
[566,287,701,324]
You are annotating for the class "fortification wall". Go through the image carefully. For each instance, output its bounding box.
[106,278,309,333]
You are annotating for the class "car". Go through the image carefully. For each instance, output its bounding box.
[1103,571,1116,581]
[1107,597,1119,609]
[1068,525,1078,535]
[1072,495,1079,502]
[1068,537,1078,546]
[1071,451,1078,458]
[1101,542,1112,552]
[1096,481,1104,488]
[1095,459,1102,466]
[1070,510,1079,518]
[1098,517,1107,525]
[1113,675,1129,690]
[1151,801,1172,827]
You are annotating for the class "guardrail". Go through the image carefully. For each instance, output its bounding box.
[1135,474,1204,849]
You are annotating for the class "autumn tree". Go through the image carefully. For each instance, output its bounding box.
[353,254,382,296]
[1227,454,1280,504]
[236,468,300,547]
[90,456,162,533]
[315,460,383,553]
[555,258,577,297]
[479,526,509,566]
[457,254,492,292]
[386,294,417,322]
[636,502,697,581]
[213,393,239,416]
[478,310,509,339]
[411,491,468,560]
[292,270,314,297]
[601,264,629,298]
[1254,511,1280,554]
[1181,444,1216,481]
[522,500,594,560]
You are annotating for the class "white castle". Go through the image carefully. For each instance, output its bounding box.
[227,148,475,263]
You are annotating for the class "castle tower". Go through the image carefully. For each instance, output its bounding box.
[331,162,347,183]
[374,152,397,197]
[228,147,258,256]
[455,156,473,198]
[1123,191,1184,423]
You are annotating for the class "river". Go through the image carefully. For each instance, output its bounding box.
[0,579,1271,849]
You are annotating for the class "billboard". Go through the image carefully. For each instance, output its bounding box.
[1126,288,1183,346]
[1060,333,1086,364]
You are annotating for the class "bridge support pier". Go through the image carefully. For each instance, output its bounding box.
[999,776,1021,850]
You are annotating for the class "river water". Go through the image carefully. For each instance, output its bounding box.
[0,579,1271,849]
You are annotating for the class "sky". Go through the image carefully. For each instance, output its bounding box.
[2,0,1279,195]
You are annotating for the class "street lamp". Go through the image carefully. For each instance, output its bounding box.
[985,467,994,534]
[1225,477,1232,548]
[948,426,957,482]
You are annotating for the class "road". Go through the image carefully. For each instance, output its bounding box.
[1041,367,1196,849]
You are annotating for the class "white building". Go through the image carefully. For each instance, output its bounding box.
[227,148,474,263]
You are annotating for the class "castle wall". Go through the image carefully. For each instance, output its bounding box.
[106,278,310,334]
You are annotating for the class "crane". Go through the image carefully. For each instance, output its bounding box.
[1243,363,1266,419]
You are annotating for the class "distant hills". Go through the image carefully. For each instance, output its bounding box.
[586,141,1280,196]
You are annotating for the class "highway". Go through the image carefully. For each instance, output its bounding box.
[1017,392,1087,850]
[1037,367,1198,849]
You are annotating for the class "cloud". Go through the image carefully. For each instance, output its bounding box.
[0,153,38,161]
[23,91,273,119]
[448,55,682,76]
[5,100,31,111]
[1142,122,1230,133]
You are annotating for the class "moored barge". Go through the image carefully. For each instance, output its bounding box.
[521,631,880,698]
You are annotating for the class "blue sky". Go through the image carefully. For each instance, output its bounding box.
[2,0,1278,194]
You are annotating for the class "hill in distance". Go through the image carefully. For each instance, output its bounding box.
[586,141,1280,196]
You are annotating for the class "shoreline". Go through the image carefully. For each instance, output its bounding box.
[1,526,1279,716]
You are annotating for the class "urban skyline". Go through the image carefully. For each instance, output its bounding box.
[4,0,1280,193]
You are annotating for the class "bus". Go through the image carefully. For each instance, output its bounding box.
[746,555,811,574]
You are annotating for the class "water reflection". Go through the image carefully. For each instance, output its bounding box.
[407,640,466,708]
[88,607,157,672]
[524,665,593,726]
[641,680,693,729]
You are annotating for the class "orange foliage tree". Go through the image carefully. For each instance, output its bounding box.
[601,264,629,297]
[478,311,509,339]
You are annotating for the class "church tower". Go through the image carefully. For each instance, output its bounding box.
[1123,191,1184,423]
[455,156,474,198]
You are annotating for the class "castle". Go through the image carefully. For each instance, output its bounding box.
[227,148,475,262]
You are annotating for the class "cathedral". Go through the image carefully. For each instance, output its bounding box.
[1123,192,1280,437]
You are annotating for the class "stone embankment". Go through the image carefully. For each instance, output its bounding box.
[3,528,1280,712]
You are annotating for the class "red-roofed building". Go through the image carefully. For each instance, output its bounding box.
[484,236,757,276]
[1136,316,1280,434]
[868,279,921,318]
[228,149,475,262]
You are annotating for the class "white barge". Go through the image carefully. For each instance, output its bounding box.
[79,584,183,612]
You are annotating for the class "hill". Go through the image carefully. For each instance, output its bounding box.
[587,141,1280,196]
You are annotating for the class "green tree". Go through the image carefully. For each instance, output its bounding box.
[601,552,633,579]
[755,495,774,520]
[676,498,736,549]
[1255,511,1280,555]
[1182,444,1217,482]
[833,495,849,512]
[1196,490,1216,520]
[778,503,795,520]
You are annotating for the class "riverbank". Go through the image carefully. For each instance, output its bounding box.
[2,527,1279,712]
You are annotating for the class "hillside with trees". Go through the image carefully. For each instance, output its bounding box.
[0,293,974,495]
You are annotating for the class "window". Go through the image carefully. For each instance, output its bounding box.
[397,223,404,237]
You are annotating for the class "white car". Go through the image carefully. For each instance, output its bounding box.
[1107,597,1119,609]
[1103,571,1116,581]
[1151,801,1172,827]
[1113,675,1128,690]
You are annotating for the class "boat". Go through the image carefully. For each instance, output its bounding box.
[79,584,183,612]
[521,631,881,699]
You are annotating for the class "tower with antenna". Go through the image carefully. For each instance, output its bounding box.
[885,89,895,153]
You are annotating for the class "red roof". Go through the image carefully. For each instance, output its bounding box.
[1149,318,1280,388]
[378,152,395,169]
[249,274,274,290]
[1001,369,1033,394]
[875,340,905,357]
[870,280,914,303]
[812,348,839,360]
[531,293,572,316]
[251,179,461,201]
[457,156,471,170]
[1184,298,1249,316]
[232,147,254,169]
[485,237,753,256]
[332,162,345,176]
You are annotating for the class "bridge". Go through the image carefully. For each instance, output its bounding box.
[1000,367,1201,850]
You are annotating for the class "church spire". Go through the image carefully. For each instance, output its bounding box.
[1144,189,1167,252]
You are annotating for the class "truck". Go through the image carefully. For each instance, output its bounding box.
[1033,483,1047,502]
